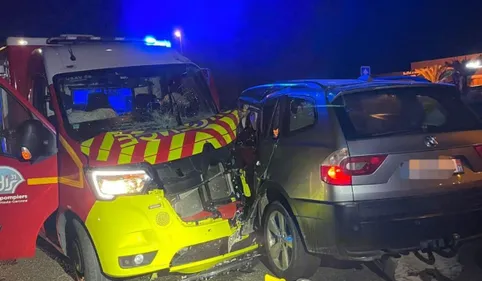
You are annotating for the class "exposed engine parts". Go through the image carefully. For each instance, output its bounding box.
[154,143,253,225]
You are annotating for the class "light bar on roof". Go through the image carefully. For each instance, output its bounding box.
[45,35,171,48]
[144,36,171,47]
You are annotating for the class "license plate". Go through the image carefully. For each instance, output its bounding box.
[402,159,463,179]
[452,158,464,174]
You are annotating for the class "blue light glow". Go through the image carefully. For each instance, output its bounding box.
[144,36,172,48]
[72,88,133,115]
[144,36,156,44]
[153,40,172,47]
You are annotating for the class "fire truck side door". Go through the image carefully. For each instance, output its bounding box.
[0,78,58,260]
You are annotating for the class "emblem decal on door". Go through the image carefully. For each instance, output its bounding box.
[0,166,25,195]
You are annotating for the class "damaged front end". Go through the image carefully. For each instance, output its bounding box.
[82,110,259,278]
[155,143,258,269]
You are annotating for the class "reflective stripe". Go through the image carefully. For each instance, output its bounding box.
[59,136,84,189]
[220,116,236,131]
[205,123,230,143]
[79,110,240,165]
[168,133,185,161]
[97,132,115,161]
[193,131,222,155]
[27,177,58,185]
[80,138,94,156]
[144,140,160,164]
[118,145,135,165]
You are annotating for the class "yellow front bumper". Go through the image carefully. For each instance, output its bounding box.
[84,190,258,278]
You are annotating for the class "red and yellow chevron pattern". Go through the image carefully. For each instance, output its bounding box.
[80,110,240,165]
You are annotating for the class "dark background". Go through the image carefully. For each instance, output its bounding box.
[2,0,482,107]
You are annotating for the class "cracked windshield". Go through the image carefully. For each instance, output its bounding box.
[54,64,215,139]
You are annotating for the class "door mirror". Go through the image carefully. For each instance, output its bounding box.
[16,119,49,161]
[272,128,280,140]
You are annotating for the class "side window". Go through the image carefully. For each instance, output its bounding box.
[289,97,316,132]
[32,76,55,121]
[0,87,32,155]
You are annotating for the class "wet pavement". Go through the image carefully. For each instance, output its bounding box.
[1,239,482,281]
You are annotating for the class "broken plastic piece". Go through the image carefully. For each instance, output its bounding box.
[240,170,251,197]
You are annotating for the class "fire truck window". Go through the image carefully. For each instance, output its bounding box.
[0,87,33,155]
[32,76,54,120]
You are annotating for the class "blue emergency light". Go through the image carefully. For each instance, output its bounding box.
[144,36,171,48]
[46,34,172,48]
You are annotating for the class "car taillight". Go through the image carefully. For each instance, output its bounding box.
[320,148,387,185]
[474,145,482,157]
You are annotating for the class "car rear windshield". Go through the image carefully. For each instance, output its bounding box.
[333,86,482,140]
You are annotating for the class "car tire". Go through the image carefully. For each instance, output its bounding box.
[68,218,113,281]
[262,201,320,280]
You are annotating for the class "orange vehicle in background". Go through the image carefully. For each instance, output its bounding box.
[0,35,257,281]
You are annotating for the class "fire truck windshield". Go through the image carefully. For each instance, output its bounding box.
[53,64,216,140]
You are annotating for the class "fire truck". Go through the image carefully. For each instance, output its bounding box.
[0,35,257,280]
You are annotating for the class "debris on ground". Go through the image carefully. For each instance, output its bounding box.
[393,252,462,281]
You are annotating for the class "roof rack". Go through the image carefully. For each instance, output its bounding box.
[241,82,316,101]
[373,75,431,83]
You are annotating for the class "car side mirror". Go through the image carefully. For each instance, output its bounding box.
[16,119,49,162]
[272,128,280,140]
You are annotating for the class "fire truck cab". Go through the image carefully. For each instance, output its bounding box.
[0,35,256,280]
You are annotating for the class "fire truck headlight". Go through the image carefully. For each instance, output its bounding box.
[88,169,152,200]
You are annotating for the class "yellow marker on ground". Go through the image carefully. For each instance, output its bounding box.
[265,274,286,281]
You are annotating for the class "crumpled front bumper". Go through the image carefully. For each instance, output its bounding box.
[84,190,258,278]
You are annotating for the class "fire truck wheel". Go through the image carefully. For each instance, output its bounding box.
[262,201,321,280]
[69,218,113,281]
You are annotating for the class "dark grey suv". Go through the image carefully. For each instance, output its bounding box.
[236,77,482,280]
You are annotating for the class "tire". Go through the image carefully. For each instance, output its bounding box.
[262,201,321,280]
[68,219,113,281]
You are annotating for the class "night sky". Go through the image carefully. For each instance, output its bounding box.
[2,0,482,106]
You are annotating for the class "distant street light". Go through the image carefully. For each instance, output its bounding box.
[174,29,183,54]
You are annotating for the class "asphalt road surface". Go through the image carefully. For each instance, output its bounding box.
[2,239,482,281]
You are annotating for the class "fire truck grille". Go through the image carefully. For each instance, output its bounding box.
[170,238,229,267]
[170,234,257,267]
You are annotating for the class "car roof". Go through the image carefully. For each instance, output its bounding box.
[239,77,454,104]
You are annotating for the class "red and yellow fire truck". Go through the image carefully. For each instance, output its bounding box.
[0,35,257,280]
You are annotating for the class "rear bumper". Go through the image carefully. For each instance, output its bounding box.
[292,190,482,261]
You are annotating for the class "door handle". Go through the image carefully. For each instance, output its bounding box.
[256,161,261,167]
